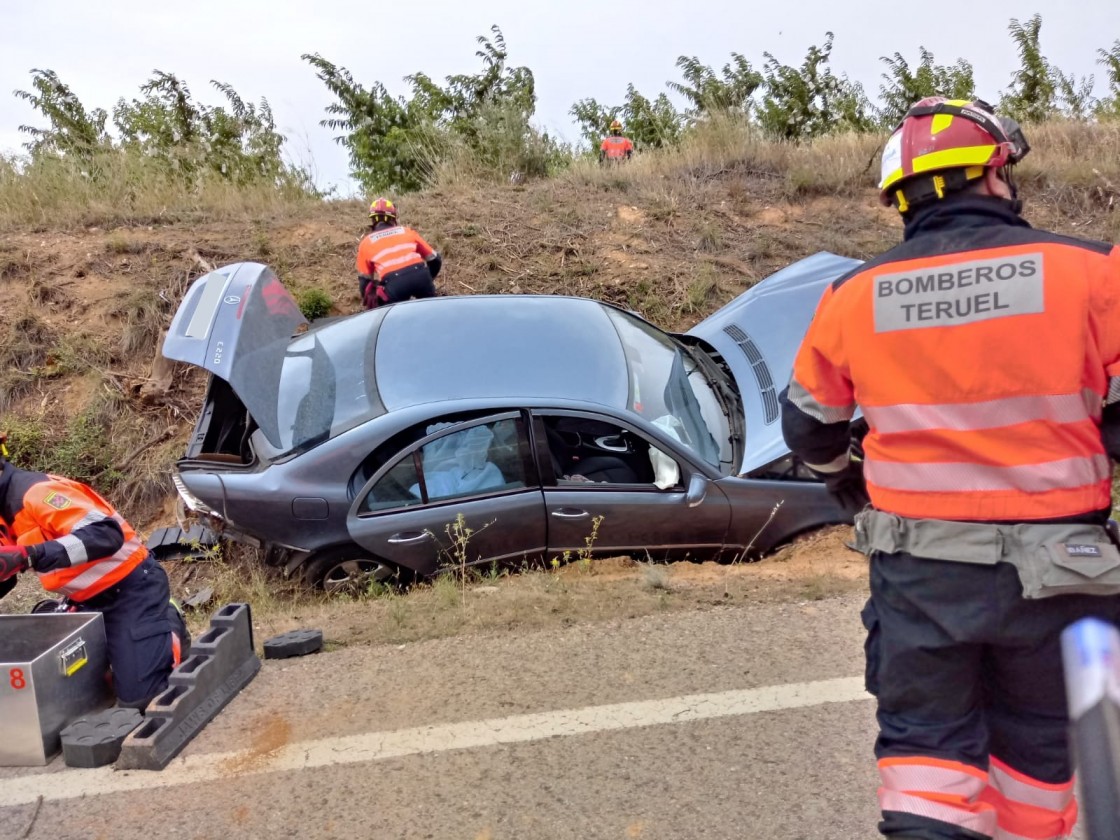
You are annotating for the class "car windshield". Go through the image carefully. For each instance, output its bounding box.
[605,309,733,472]
[267,315,384,453]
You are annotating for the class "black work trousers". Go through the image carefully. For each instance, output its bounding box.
[362,262,436,309]
[78,555,179,708]
[865,550,1120,839]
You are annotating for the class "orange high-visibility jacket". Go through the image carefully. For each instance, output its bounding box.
[783,201,1120,521]
[600,136,634,159]
[356,226,436,281]
[8,474,146,600]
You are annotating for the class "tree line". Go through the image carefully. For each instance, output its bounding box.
[9,14,1120,195]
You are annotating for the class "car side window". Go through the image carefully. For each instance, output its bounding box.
[364,452,423,512]
[540,415,680,488]
[361,417,529,512]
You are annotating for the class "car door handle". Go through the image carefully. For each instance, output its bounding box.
[388,531,432,545]
[551,508,590,520]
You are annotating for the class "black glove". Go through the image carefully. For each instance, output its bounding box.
[0,574,15,600]
[812,460,870,516]
[0,544,29,582]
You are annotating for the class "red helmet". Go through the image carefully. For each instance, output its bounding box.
[368,197,398,223]
[879,98,1030,211]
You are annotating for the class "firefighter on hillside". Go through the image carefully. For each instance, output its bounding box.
[781,97,1120,840]
[355,198,443,309]
[599,119,634,164]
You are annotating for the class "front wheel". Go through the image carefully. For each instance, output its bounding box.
[302,546,401,596]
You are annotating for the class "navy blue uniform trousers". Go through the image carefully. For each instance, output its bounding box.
[78,554,176,708]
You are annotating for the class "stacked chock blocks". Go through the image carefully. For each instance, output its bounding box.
[116,602,260,771]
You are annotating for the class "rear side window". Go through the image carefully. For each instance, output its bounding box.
[364,453,423,513]
[360,417,529,512]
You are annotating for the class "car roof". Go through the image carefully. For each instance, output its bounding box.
[373,295,630,411]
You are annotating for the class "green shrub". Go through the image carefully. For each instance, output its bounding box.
[296,287,333,321]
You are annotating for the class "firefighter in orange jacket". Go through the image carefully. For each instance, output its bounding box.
[356,197,442,310]
[0,453,186,709]
[781,98,1120,839]
[599,119,634,164]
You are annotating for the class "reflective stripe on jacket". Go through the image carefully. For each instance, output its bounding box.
[355,226,436,280]
[782,197,1120,521]
[10,475,146,600]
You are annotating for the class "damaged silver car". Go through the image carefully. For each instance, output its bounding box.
[163,253,861,592]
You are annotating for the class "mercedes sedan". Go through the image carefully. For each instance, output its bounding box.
[163,253,862,592]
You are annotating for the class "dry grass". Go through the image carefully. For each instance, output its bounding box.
[0,151,320,231]
[164,529,867,650]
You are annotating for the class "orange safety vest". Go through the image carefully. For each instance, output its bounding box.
[788,232,1120,521]
[355,226,435,281]
[600,136,634,159]
[12,476,146,600]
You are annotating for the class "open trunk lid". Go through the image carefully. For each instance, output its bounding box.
[163,262,307,449]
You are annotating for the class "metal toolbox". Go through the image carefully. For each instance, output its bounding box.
[0,613,113,766]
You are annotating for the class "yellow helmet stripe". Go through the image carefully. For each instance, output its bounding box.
[930,113,954,134]
[910,144,998,174]
[880,166,905,190]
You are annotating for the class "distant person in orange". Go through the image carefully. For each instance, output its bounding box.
[355,198,443,310]
[599,119,634,164]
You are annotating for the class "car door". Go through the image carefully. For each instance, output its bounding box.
[532,411,731,562]
[347,412,546,576]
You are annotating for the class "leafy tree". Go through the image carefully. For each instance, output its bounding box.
[1000,14,1060,122]
[14,68,296,187]
[668,53,762,116]
[302,53,433,193]
[570,85,683,151]
[1000,15,1101,121]
[1055,70,1097,120]
[13,69,110,161]
[1096,40,1120,119]
[756,33,874,140]
[877,47,975,126]
[304,26,550,192]
[113,72,287,184]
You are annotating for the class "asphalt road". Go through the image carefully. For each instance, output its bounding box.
[0,594,1030,839]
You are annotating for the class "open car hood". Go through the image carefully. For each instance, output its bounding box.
[688,252,862,475]
[162,262,308,449]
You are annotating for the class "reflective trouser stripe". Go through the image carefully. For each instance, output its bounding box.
[978,757,1077,840]
[879,791,997,835]
[879,756,996,835]
[863,391,1101,434]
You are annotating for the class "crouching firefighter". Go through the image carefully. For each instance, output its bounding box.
[780,97,1120,840]
[0,441,187,710]
[356,197,443,310]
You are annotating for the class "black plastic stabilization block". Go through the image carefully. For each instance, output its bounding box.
[61,707,144,768]
[145,524,219,560]
[115,603,260,771]
[263,629,324,659]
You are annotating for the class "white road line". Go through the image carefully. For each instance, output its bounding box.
[0,676,868,809]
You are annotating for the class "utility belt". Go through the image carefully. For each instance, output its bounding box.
[854,509,1120,600]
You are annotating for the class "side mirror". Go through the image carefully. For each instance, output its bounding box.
[685,473,709,508]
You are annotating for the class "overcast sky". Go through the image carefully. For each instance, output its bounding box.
[2,0,1117,194]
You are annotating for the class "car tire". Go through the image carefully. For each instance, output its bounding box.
[302,547,401,595]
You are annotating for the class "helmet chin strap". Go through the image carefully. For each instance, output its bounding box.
[1002,166,1023,214]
